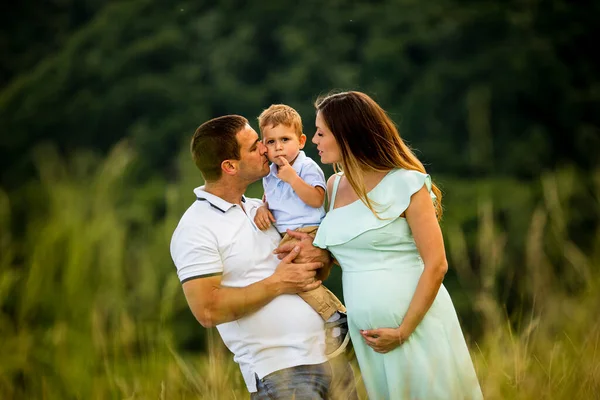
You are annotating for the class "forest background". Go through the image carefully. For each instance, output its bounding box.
[0,1,598,398]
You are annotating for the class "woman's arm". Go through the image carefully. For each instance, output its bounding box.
[398,185,448,332]
[361,185,447,353]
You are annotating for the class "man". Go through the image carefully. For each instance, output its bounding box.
[170,115,356,399]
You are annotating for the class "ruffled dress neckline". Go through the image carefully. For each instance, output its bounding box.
[329,169,396,213]
[314,168,435,247]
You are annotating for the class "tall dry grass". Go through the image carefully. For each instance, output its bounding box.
[446,169,600,399]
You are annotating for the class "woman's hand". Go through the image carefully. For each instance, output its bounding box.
[360,325,411,354]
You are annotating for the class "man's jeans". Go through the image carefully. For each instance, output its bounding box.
[250,357,358,400]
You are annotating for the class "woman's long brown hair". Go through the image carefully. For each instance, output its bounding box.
[315,91,443,220]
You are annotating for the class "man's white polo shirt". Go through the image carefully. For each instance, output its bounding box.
[170,187,326,392]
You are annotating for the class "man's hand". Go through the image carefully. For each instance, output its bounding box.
[254,205,276,230]
[269,245,323,294]
[276,157,298,184]
[273,230,333,281]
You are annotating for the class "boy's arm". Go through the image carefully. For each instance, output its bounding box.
[276,156,325,208]
[289,178,325,208]
[255,191,276,230]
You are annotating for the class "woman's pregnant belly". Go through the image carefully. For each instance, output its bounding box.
[342,265,452,330]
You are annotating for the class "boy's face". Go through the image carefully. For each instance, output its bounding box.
[262,124,306,165]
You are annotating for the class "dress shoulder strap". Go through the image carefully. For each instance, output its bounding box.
[329,173,343,212]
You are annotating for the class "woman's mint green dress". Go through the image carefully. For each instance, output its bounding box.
[314,169,483,400]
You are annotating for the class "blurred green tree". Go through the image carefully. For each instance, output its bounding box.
[1,0,598,189]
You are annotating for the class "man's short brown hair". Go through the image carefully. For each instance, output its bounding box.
[257,104,303,137]
[190,115,248,182]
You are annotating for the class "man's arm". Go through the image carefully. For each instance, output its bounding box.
[182,247,323,328]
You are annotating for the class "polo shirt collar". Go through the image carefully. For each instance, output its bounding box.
[194,186,246,213]
[267,151,306,178]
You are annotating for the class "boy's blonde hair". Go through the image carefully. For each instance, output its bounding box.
[257,104,303,137]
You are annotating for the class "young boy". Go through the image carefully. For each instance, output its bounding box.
[254,104,349,359]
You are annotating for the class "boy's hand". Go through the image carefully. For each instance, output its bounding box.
[276,157,298,184]
[254,205,276,230]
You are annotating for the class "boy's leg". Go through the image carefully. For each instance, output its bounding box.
[281,227,346,320]
[281,228,351,359]
[298,287,341,321]
[320,286,346,313]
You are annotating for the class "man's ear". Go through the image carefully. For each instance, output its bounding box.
[221,159,238,176]
[298,134,307,149]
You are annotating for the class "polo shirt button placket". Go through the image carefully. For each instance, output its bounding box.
[239,205,259,232]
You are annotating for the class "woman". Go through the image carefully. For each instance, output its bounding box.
[311,91,483,399]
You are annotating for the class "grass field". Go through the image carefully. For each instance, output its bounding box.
[1,145,598,399]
